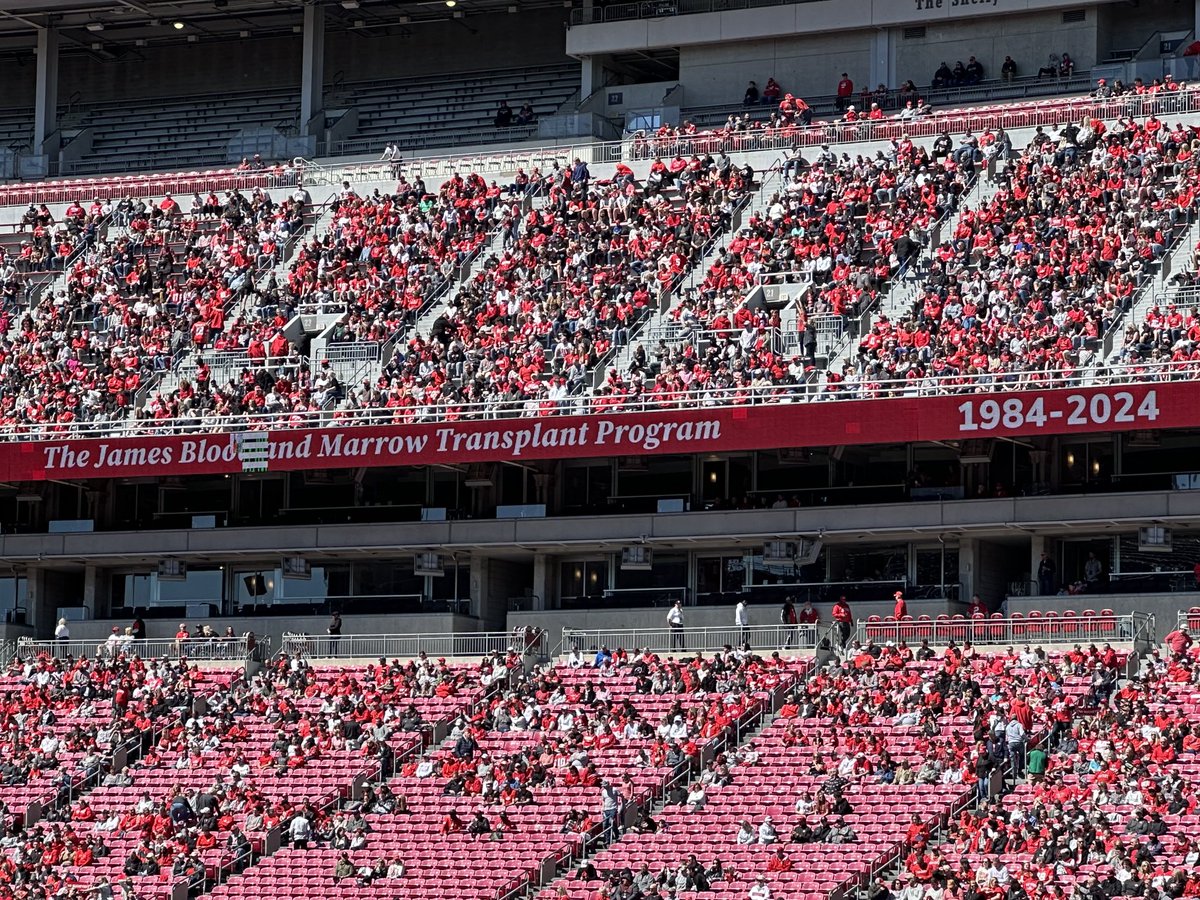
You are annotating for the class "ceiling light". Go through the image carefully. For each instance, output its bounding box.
[187,34,198,41]
[90,42,103,50]
[149,18,160,26]
[172,20,185,29]
[135,38,147,46]
[239,29,250,37]
[340,0,360,7]
[292,24,302,32]
[86,21,104,32]
[352,18,365,27]
[452,9,463,16]
[398,13,410,21]
[445,1,456,7]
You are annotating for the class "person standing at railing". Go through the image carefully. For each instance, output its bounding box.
[893,590,908,621]
[797,598,819,648]
[780,597,798,649]
[667,600,684,650]
[735,598,749,646]
[831,596,853,648]
[55,617,70,642]
[836,74,854,111]
[327,610,342,656]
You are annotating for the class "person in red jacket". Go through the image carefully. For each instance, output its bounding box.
[832,596,853,647]
[893,590,908,621]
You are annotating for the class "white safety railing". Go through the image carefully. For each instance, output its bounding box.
[280,628,546,660]
[16,634,269,661]
[853,612,1154,647]
[2,359,1191,441]
[558,622,831,656]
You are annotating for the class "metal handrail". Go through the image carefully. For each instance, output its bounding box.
[853,612,1154,647]
[16,634,268,661]
[279,629,545,659]
[557,622,832,656]
[1,359,1189,441]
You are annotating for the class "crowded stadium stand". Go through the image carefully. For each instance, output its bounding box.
[0,1,1196,898]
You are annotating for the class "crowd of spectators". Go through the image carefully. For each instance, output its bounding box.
[834,112,1198,396]
[597,134,975,407]
[316,154,749,422]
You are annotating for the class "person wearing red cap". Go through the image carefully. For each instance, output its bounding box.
[893,590,908,621]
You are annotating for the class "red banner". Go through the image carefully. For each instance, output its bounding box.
[1,381,1195,482]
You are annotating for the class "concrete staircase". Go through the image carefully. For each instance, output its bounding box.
[822,162,1005,378]
[1102,213,1200,365]
[605,167,784,381]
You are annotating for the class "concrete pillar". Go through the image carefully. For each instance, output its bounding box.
[1029,534,1047,596]
[469,556,487,622]
[82,565,98,618]
[299,3,325,137]
[24,568,52,638]
[33,27,60,155]
[958,537,977,602]
[531,553,549,611]
[580,56,606,100]
[869,28,891,91]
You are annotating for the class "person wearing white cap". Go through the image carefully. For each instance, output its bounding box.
[757,815,777,844]
[749,875,772,900]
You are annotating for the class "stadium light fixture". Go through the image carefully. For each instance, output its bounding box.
[172,20,185,29]
[86,21,104,32]
[340,0,360,8]
[445,1,456,7]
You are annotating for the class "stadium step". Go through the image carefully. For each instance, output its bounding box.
[1102,212,1200,366]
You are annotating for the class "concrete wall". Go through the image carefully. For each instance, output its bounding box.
[567,0,1123,56]
[679,32,872,108]
[892,9,1098,86]
[1094,2,1192,62]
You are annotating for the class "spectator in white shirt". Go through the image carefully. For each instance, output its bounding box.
[749,875,772,900]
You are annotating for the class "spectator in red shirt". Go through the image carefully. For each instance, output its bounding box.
[1165,625,1193,657]
[893,591,908,620]
[836,73,854,110]
[832,596,853,647]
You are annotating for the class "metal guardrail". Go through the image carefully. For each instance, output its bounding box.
[16,634,269,660]
[854,612,1154,647]
[558,622,832,656]
[1,86,1196,213]
[0,359,1188,441]
[279,629,546,659]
